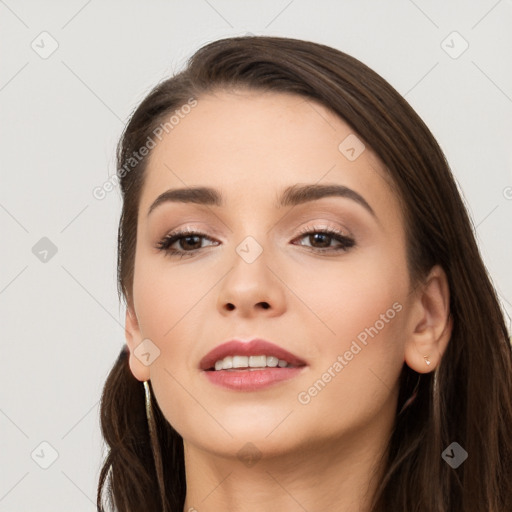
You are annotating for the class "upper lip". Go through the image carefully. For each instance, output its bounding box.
[199,338,308,370]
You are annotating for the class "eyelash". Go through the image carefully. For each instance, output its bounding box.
[156,225,355,259]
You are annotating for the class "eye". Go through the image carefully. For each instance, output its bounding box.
[292,225,355,253]
[156,228,218,258]
[155,224,356,259]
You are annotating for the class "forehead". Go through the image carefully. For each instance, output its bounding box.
[139,90,402,227]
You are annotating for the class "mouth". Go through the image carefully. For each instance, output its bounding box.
[205,354,299,371]
[199,338,307,391]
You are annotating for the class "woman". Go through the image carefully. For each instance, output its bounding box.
[96,35,512,511]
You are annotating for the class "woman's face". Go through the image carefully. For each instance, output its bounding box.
[126,89,415,459]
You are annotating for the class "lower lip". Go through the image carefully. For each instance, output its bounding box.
[202,367,306,391]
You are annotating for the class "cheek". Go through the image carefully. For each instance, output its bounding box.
[289,251,408,418]
[290,246,407,343]
[132,260,219,437]
[132,256,212,359]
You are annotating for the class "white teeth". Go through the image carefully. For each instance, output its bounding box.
[266,356,279,367]
[249,355,266,367]
[232,355,249,368]
[212,355,293,371]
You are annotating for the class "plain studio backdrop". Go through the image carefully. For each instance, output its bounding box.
[0,1,511,510]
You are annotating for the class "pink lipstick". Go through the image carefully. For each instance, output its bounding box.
[199,338,307,391]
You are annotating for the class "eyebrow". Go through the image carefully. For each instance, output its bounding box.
[147,183,377,219]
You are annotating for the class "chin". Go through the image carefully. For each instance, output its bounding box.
[194,432,303,463]
[184,417,305,455]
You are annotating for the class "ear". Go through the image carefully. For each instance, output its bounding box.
[125,303,151,382]
[404,265,453,374]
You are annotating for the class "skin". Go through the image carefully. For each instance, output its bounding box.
[124,89,452,512]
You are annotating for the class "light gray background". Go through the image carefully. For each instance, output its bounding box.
[1,1,511,510]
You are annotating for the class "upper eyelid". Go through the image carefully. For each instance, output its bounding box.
[161,224,353,246]
[163,222,348,237]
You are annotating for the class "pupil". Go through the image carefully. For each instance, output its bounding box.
[311,233,330,248]
[182,235,201,250]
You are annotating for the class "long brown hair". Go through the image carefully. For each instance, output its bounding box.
[97,35,512,511]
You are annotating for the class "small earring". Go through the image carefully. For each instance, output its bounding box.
[423,355,431,366]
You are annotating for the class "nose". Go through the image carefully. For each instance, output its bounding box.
[216,245,287,318]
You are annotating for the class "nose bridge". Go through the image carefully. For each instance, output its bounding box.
[216,230,285,315]
[227,205,274,264]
